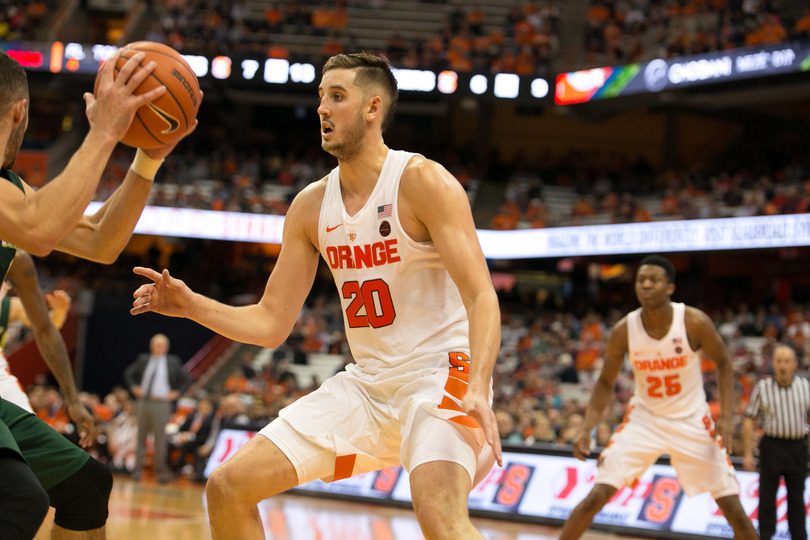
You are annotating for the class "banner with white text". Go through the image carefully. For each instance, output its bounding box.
[86,203,810,259]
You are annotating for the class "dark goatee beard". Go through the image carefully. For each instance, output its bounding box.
[322,110,365,163]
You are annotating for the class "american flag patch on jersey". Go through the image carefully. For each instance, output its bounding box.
[377,204,392,219]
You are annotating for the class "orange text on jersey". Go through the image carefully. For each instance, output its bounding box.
[326,239,401,270]
[632,355,687,371]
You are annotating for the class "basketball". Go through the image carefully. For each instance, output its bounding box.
[94,41,201,149]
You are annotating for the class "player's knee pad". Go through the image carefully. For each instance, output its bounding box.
[0,452,50,540]
[47,457,112,531]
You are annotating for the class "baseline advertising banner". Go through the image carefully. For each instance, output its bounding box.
[476,213,810,259]
[555,41,810,104]
[207,429,809,539]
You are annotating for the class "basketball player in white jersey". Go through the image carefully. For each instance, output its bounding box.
[559,255,756,539]
[130,52,502,539]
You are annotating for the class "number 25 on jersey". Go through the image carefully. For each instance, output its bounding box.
[646,374,681,398]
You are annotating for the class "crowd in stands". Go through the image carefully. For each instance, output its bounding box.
[490,146,810,230]
[147,0,803,74]
[145,0,805,74]
[585,0,808,68]
[145,0,561,76]
[5,0,806,79]
[0,0,55,41]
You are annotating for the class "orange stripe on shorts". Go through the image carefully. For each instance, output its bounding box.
[444,375,468,401]
[450,415,481,429]
[448,369,469,383]
[333,454,356,481]
[439,395,464,413]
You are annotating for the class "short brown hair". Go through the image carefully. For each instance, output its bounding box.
[0,52,28,116]
[322,52,398,133]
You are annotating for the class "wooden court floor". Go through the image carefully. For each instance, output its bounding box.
[34,473,649,540]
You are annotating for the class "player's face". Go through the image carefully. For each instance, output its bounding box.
[634,264,674,307]
[317,69,367,162]
[2,103,27,169]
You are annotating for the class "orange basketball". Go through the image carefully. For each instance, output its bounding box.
[94,41,201,149]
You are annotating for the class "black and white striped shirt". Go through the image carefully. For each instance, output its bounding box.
[744,376,810,440]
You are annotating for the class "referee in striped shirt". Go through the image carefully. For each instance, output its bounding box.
[743,344,810,540]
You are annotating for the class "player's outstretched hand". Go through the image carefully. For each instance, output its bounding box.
[131,267,194,318]
[66,398,98,450]
[571,430,591,461]
[462,392,503,467]
[84,50,167,143]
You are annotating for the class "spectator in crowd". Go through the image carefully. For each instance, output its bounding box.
[105,397,138,473]
[496,408,524,444]
[170,397,216,480]
[192,394,254,481]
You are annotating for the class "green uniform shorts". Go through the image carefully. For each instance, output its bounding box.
[0,398,88,490]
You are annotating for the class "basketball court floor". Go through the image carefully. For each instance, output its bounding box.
[34,473,651,540]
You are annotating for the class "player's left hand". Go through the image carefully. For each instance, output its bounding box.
[131,267,195,318]
[571,430,592,461]
[462,391,503,467]
[716,414,733,454]
[66,398,98,449]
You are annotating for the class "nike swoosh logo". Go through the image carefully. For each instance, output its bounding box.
[147,103,180,134]
[326,224,342,233]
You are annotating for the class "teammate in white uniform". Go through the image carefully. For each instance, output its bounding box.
[131,52,503,540]
[559,255,756,540]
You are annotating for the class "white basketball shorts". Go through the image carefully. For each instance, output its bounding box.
[597,402,739,499]
[259,361,494,487]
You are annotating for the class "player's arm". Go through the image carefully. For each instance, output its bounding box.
[54,140,188,264]
[573,318,628,460]
[131,182,323,348]
[402,157,503,465]
[685,305,734,453]
[741,381,762,472]
[0,51,166,257]
[5,251,96,447]
[741,415,757,471]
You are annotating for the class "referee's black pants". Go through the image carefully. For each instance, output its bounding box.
[758,436,808,540]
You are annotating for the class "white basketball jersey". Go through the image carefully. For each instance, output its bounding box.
[317,150,469,378]
[627,302,706,419]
